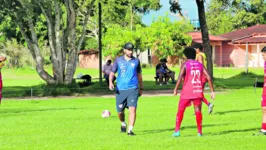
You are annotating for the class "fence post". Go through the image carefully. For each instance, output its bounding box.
[31,88,33,99]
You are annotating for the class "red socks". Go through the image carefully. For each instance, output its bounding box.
[175,108,203,134]
[262,123,266,130]
[202,97,209,105]
[195,111,202,134]
[175,108,185,132]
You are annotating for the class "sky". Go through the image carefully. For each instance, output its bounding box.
[142,0,210,25]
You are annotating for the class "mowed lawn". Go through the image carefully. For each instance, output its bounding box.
[1,66,265,97]
[0,87,265,150]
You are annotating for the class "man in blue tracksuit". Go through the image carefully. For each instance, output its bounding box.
[109,42,143,136]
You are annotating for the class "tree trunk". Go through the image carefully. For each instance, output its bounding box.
[14,0,96,85]
[196,0,213,79]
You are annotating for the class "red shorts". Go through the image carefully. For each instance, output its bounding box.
[178,98,202,109]
[262,96,266,107]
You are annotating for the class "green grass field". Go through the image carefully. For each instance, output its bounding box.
[1,66,264,97]
[0,67,265,149]
[0,87,265,149]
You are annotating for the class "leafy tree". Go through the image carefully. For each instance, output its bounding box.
[0,0,96,85]
[102,24,134,58]
[0,39,32,68]
[147,16,193,59]
[206,0,266,35]
[206,0,234,35]
[102,16,193,60]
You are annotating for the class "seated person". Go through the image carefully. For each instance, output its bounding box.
[103,60,116,85]
[156,58,176,85]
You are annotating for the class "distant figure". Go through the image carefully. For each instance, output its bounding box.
[192,43,214,114]
[156,58,176,86]
[102,60,116,85]
[0,55,7,104]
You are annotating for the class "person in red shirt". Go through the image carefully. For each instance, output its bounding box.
[258,46,266,135]
[173,47,215,137]
[0,55,6,104]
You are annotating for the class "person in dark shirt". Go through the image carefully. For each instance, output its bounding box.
[156,58,176,85]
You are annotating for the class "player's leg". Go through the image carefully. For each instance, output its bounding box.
[261,97,266,134]
[170,71,176,83]
[202,82,214,114]
[173,99,190,137]
[159,73,163,85]
[193,99,203,136]
[0,79,2,104]
[116,91,128,133]
[127,88,139,135]
[261,107,266,134]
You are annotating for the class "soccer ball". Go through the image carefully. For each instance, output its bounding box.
[101,110,111,118]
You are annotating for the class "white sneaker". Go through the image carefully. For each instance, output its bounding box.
[208,103,214,114]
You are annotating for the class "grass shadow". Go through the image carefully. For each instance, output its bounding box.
[208,128,259,136]
[214,72,264,89]
[214,108,260,115]
[0,107,87,114]
[140,123,233,135]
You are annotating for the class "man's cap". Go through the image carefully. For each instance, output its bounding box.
[124,42,134,50]
[160,58,167,62]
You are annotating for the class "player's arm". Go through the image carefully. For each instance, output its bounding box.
[102,65,106,74]
[203,67,215,99]
[137,60,143,96]
[197,55,204,64]
[174,63,186,95]
[156,64,161,74]
[109,59,117,90]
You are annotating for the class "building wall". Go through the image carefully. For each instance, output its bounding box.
[213,45,222,66]
[220,43,266,67]
[78,53,99,69]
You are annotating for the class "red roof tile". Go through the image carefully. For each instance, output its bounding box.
[220,24,266,40]
[233,37,266,44]
[188,31,227,43]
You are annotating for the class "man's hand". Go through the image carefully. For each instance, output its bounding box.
[173,89,178,95]
[109,83,114,91]
[211,92,215,100]
[139,89,143,96]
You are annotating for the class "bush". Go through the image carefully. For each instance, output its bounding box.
[41,82,82,96]
[0,39,32,68]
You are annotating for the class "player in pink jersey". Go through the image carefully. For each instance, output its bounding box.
[0,55,6,104]
[257,46,266,135]
[173,47,215,137]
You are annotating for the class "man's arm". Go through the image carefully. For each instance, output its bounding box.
[138,73,143,89]
[165,64,171,72]
[102,65,106,74]
[197,55,204,64]
[137,60,143,95]
[174,63,186,95]
[109,59,118,90]
[156,64,161,74]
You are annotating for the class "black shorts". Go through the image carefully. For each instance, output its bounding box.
[116,88,139,112]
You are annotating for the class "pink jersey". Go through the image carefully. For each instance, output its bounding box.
[180,60,204,100]
[263,61,266,97]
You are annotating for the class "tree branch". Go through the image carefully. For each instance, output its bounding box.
[38,1,57,58]
[77,0,96,51]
